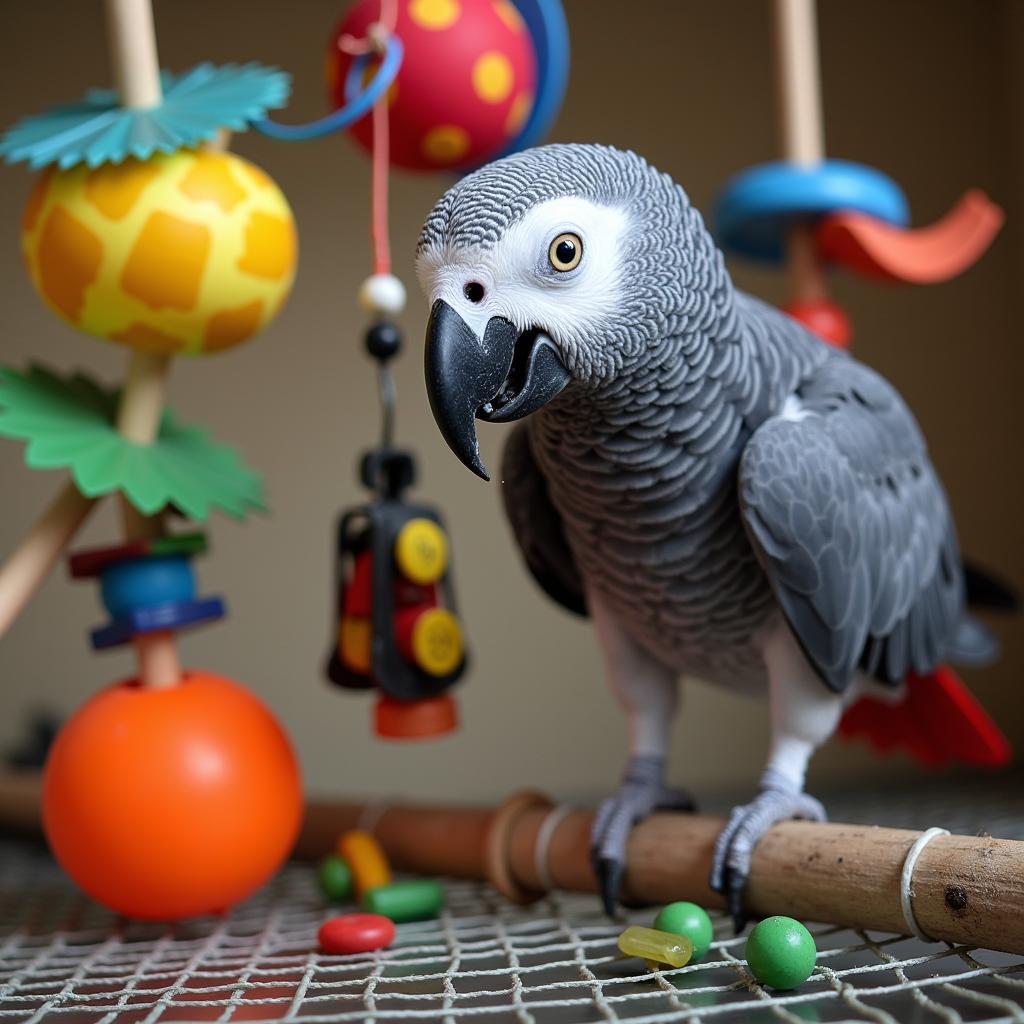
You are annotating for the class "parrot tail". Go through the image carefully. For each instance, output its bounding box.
[837,666,1012,768]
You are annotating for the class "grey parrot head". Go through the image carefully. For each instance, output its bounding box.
[417,143,731,479]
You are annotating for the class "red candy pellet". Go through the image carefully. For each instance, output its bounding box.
[318,913,396,955]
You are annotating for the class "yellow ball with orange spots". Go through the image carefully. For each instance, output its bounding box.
[21,151,297,356]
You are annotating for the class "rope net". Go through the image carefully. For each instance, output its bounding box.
[1,776,1022,1023]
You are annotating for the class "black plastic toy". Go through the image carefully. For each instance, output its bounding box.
[325,321,466,739]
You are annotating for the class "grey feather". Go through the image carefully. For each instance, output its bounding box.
[500,423,587,617]
[739,355,963,691]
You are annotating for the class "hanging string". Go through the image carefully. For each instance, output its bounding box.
[338,0,396,276]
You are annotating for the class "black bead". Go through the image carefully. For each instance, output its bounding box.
[366,322,402,360]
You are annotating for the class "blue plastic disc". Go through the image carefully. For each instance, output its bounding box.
[91,597,225,650]
[489,0,570,163]
[100,556,196,618]
[713,160,910,264]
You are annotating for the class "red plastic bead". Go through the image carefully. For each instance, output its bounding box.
[318,913,396,955]
[783,299,852,349]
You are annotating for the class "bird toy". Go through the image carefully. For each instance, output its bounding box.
[0,0,570,917]
[714,0,1004,348]
[0,0,306,919]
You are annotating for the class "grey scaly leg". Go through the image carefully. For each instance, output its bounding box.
[586,592,693,915]
[711,620,847,929]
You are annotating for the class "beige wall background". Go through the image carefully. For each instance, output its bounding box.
[0,0,1021,809]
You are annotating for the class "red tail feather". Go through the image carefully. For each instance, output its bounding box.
[838,666,1012,768]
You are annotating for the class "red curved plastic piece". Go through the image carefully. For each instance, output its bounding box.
[838,665,1012,769]
[816,189,1004,284]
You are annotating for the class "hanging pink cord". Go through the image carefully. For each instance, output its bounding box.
[339,0,397,276]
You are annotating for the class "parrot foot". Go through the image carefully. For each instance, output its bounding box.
[710,771,825,932]
[589,754,696,917]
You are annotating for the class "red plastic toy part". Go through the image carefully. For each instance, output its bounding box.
[43,670,303,920]
[328,0,537,172]
[783,299,852,349]
[816,189,1004,284]
[375,693,458,739]
[838,665,1012,768]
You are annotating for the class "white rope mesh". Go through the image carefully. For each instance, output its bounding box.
[0,774,1021,1023]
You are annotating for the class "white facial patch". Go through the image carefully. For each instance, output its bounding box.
[416,197,630,367]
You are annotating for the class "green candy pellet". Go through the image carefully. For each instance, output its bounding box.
[318,854,354,902]
[653,901,714,961]
[362,879,445,922]
[744,916,817,990]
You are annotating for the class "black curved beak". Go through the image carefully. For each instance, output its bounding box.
[424,299,570,480]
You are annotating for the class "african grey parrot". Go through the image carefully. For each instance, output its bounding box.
[415,143,1003,923]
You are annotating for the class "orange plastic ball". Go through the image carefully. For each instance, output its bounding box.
[43,670,302,920]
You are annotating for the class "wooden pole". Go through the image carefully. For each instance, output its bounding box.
[773,0,827,303]
[299,793,1024,956]
[102,0,180,688]
[0,0,176,646]
[0,483,97,639]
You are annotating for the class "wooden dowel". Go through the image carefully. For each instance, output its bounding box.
[104,0,162,109]
[773,0,828,304]
[299,793,1024,956]
[0,482,98,640]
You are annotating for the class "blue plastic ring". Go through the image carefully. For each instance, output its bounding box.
[90,597,226,650]
[100,556,196,618]
[491,0,570,161]
[713,160,910,264]
[253,36,404,141]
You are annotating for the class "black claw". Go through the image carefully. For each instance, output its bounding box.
[727,874,749,933]
[596,857,625,918]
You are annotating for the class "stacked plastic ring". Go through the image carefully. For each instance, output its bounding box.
[69,533,225,650]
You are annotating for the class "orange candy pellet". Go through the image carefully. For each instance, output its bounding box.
[336,830,392,897]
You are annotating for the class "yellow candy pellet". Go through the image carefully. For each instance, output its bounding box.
[394,518,448,584]
[618,926,694,968]
[336,830,392,897]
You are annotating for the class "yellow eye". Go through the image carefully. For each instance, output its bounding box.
[548,232,582,272]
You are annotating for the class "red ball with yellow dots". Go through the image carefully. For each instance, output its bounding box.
[328,0,537,172]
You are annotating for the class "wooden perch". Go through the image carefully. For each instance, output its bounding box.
[300,790,1024,956]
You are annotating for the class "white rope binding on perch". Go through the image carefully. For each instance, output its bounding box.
[533,804,574,892]
[900,826,950,941]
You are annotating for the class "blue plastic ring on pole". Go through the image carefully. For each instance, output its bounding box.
[253,36,404,141]
[100,556,196,618]
[90,597,226,650]
[713,159,910,264]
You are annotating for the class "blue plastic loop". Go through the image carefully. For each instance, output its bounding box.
[100,556,196,618]
[253,36,403,141]
[491,0,570,160]
[714,160,910,264]
[91,597,226,650]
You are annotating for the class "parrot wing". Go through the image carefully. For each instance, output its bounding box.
[738,353,965,693]
[500,422,588,617]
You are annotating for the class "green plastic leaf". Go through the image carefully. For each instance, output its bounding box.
[0,365,266,521]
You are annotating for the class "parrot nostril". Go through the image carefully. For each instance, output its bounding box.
[463,281,485,304]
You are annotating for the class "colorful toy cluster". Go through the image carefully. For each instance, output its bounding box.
[317,829,445,954]
[0,0,569,921]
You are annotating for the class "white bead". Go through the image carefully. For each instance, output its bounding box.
[358,273,406,316]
